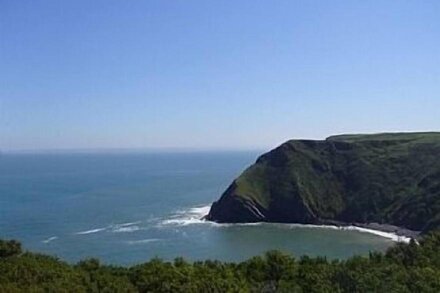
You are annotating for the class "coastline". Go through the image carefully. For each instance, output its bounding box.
[203,215,419,244]
[189,204,419,244]
[318,219,420,243]
[204,221,417,243]
[334,225,415,244]
[350,222,420,242]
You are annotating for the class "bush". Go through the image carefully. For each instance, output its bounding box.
[2,232,440,292]
[0,240,22,258]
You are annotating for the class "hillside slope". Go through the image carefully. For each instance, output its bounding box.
[207,132,440,233]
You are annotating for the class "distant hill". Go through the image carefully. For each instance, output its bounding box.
[207,132,440,234]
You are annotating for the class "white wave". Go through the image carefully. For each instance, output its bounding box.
[126,238,161,245]
[75,227,107,235]
[284,223,340,230]
[161,218,206,226]
[116,221,141,227]
[75,220,143,235]
[42,236,58,243]
[258,222,411,243]
[159,204,212,227]
[187,205,211,216]
[257,222,411,243]
[112,225,141,233]
[110,221,142,233]
[342,226,412,243]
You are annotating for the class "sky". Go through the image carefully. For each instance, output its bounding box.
[1,0,439,151]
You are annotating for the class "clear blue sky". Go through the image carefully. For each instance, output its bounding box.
[1,1,439,151]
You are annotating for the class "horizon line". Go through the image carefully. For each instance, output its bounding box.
[0,146,267,155]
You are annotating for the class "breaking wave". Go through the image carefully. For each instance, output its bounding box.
[341,226,412,243]
[268,223,412,243]
[42,236,58,243]
[159,204,212,226]
[126,238,162,245]
[75,227,107,235]
[117,221,141,227]
[112,225,141,233]
[75,221,142,235]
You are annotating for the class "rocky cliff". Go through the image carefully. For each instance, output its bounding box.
[206,132,440,233]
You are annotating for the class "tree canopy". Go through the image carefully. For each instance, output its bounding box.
[2,233,440,292]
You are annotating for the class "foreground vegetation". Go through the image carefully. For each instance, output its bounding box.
[2,233,440,292]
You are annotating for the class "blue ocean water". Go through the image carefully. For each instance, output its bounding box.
[0,152,395,265]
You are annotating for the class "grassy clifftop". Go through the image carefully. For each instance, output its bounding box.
[327,132,440,142]
[207,132,440,233]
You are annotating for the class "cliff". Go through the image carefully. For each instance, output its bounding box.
[206,132,440,233]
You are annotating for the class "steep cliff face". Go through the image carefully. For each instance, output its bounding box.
[206,133,440,232]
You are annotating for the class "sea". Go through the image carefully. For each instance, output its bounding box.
[0,151,397,265]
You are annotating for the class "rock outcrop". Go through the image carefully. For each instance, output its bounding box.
[206,132,440,233]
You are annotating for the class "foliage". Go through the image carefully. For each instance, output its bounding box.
[3,232,440,292]
[0,239,22,258]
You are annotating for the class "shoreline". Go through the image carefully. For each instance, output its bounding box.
[349,223,420,242]
[203,218,419,244]
[190,204,420,244]
[262,222,417,243]
[318,219,420,243]
[206,221,417,243]
[331,224,414,243]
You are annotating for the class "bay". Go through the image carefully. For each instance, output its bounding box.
[0,152,394,265]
